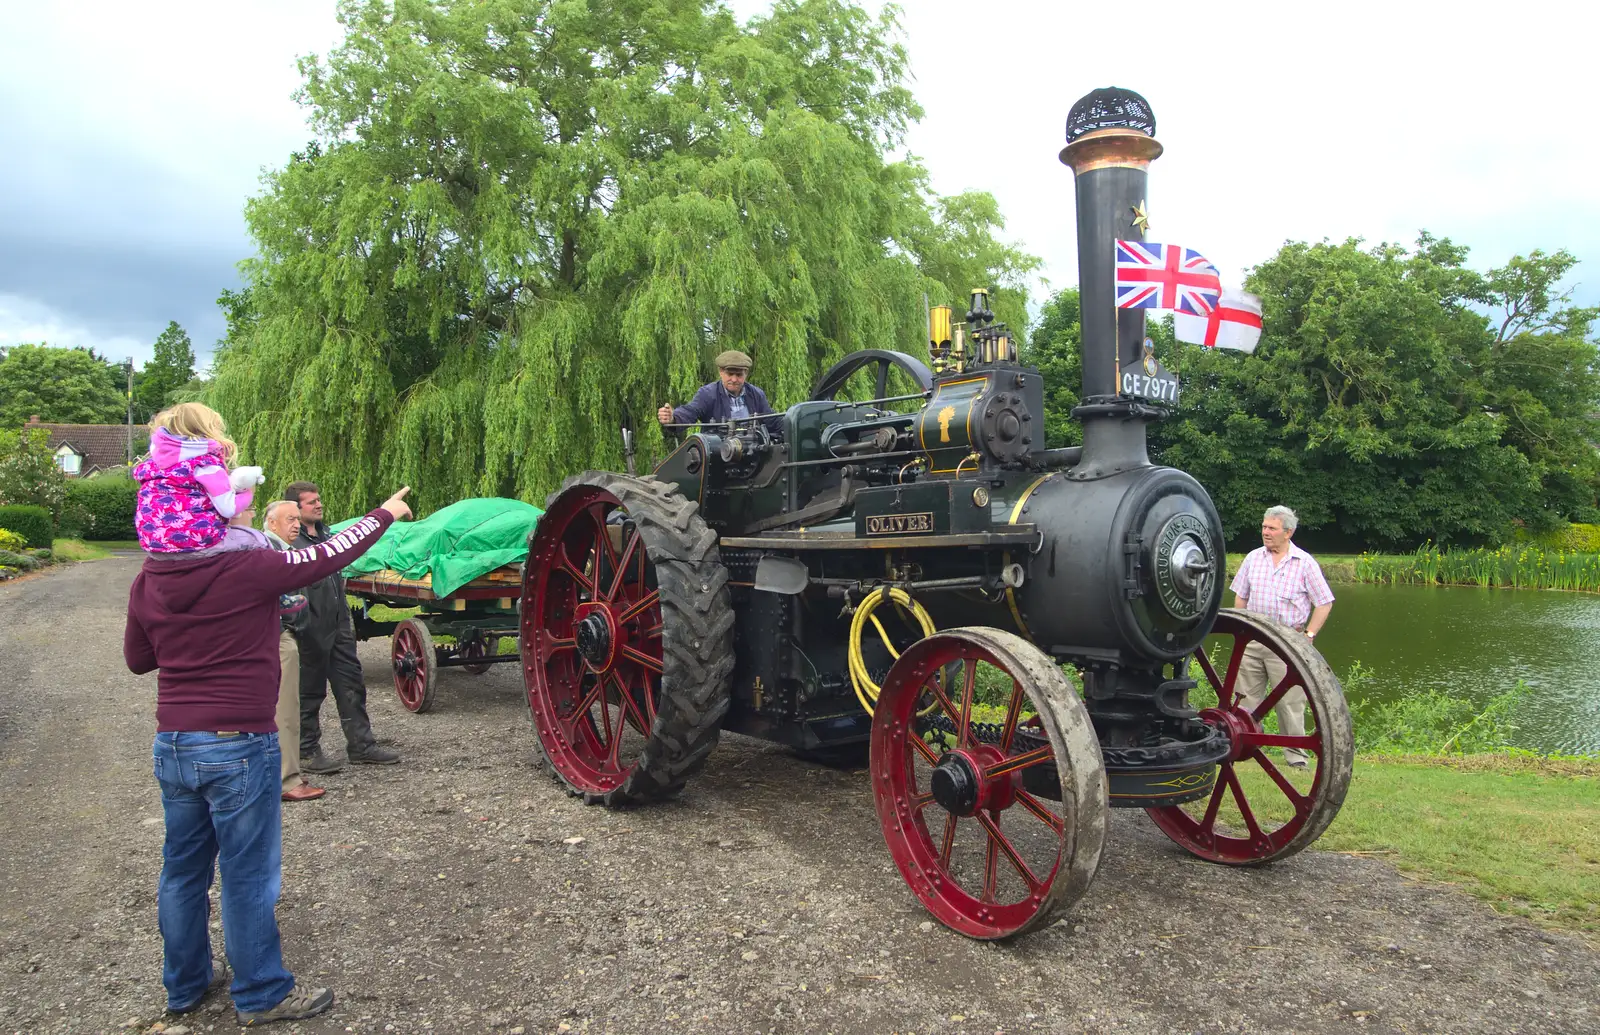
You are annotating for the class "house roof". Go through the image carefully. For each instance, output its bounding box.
[23,416,149,473]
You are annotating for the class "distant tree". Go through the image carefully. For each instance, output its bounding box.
[132,322,198,422]
[0,344,127,427]
[207,0,1038,515]
[1029,237,1600,547]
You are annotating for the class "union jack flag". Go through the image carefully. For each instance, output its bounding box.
[1115,240,1222,314]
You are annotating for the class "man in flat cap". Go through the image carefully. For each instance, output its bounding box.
[658,349,778,431]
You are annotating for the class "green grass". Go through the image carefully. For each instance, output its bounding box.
[361,601,421,622]
[1316,756,1600,936]
[83,539,140,551]
[51,539,112,562]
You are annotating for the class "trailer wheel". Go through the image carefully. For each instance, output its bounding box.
[1146,609,1353,865]
[521,471,733,807]
[460,633,497,675]
[872,627,1108,940]
[391,617,438,714]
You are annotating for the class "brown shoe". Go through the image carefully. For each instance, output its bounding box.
[281,784,326,802]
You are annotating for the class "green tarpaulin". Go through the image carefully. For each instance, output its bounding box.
[331,497,544,598]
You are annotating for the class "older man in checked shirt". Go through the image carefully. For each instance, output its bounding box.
[1229,505,1334,768]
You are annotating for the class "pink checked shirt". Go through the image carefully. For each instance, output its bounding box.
[1230,543,1334,629]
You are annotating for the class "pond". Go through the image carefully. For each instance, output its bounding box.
[1307,582,1600,756]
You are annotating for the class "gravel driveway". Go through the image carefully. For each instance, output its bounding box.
[1,557,1596,1035]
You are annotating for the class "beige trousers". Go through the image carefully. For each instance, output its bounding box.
[1236,639,1310,766]
[277,631,304,791]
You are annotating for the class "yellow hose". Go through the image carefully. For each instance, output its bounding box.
[847,586,937,716]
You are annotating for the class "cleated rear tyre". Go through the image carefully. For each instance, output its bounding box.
[520,471,734,807]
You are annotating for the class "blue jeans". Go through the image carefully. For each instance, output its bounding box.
[153,731,295,1013]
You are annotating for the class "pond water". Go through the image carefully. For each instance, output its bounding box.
[1305,583,1600,755]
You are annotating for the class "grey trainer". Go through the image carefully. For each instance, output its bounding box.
[237,982,333,1026]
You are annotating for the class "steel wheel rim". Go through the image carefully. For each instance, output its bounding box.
[392,624,429,711]
[872,631,1097,939]
[1148,612,1344,863]
[522,487,664,795]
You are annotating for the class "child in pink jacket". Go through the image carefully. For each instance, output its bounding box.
[134,403,265,555]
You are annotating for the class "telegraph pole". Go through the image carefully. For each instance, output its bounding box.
[126,357,134,465]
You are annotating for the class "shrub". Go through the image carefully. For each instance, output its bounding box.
[1536,522,1600,553]
[0,428,67,519]
[64,475,139,541]
[0,528,25,552]
[0,549,39,571]
[0,505,53,548]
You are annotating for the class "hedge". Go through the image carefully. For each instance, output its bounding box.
[0,505,52,549]
[62,475,139,541]
[1521,522,1600,553]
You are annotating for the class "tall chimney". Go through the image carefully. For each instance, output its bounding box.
[1060,87,1163,479]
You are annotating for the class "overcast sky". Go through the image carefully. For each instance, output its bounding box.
[2,1,1595,371]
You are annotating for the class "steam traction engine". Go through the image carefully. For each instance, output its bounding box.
[519,88,1353,939]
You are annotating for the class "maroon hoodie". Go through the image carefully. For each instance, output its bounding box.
[125,508,395,733]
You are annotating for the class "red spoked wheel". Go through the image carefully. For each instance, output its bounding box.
[521,472,733,807]
[1146,608,1353,865]
[871,627,1107,940]
[391,617,438,714]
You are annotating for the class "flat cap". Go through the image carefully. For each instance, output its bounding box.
[715,349,753,371]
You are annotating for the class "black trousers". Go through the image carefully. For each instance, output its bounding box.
[298,622,374,757]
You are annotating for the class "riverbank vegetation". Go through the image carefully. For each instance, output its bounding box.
[1354,543,1600,592]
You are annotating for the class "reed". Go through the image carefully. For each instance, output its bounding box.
[1354,543,1600,593]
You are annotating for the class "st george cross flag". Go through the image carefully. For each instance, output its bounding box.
[1115,240,1222,314]
[1174,287,1264,352]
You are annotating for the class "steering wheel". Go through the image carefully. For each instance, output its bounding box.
[810,349,934,403]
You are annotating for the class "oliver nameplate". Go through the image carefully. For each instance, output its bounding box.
[866,512,934,535]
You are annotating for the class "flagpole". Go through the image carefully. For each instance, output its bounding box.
[1113,289,1120,395]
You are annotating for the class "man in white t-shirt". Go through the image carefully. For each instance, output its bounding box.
[1228,505,1334,768]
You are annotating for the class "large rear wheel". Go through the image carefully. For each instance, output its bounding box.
[1146,609,1353,864]
[871,628,1108,939]
[521,472,734,806]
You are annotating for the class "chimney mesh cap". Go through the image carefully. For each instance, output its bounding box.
[1065,87,1156,142]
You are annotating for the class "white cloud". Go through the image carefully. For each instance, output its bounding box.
[0,294,151,367]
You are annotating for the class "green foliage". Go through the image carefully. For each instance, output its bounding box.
[1353,543,1600,592]
[0,505,54,549]
[1022,292,1176,449]
[1520,521,1600,553]
[1347,674,1532,755]
[0,549,40,571]
[0,528,26,552]
[0,428,67,518]
[132,322,197,423]
[207,0,1038,517]
[1032,237,1599,546]
[61,475,140,541]
[0,344,128,427]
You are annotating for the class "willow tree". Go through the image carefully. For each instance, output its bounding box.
[209,0,1037,515]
